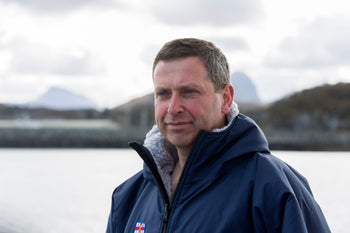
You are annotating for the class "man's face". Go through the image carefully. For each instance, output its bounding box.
[153,56,227,152]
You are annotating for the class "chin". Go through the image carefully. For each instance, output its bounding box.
[167,135,196,148]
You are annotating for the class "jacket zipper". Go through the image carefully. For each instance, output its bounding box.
[161,202,170,233]
[129,142,171,233]
[129,131,203,233]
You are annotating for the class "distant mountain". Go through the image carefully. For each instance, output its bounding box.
[26,87,97,110]
[231,72,261,104]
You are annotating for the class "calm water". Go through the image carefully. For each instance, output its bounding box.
[0,149,349,233]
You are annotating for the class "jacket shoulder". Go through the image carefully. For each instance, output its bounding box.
[111,171,146,208]
[254,153,310,190]
[107,171,146,233]
[251,153,330,233]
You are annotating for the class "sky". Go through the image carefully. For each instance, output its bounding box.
[1,0,350,108]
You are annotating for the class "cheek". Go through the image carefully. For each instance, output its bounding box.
[154,102,167,120]
[195,98,222,123]
[185,102,200,115]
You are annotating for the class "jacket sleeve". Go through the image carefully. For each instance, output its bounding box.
[106,212,114,233]
[105,188,117,233]
[252,154,331,233]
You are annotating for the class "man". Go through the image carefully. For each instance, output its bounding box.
[106,38,331,233]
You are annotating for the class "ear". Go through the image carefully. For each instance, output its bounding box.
[221,84,234,114]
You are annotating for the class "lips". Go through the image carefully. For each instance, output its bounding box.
[165,121,192,130]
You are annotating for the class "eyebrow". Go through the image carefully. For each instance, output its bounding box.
[155,81,205,91]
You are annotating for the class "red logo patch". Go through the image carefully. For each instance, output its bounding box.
[134,222,145,233]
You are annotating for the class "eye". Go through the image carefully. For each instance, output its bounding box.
[181,88,200,98]
[155,90,171,99]
[185,89,195,93]
[160,91,170,96]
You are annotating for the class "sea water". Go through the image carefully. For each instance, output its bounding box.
[0,149,349,233]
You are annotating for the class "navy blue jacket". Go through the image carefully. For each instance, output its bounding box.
[106,114,330,233]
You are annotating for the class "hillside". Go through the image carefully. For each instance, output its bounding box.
[271,83,349,117]
[245,83,350,150]
[247,83,350,131]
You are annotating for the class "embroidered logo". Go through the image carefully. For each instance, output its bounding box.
[134,222,146,233]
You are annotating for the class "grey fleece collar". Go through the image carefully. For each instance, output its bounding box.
[144,101,239,197]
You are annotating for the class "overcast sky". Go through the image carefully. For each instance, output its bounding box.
[1,0,350,108]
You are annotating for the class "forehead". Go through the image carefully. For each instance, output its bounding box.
[153,57,211,87]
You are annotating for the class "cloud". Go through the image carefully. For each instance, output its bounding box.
[0,0,122,14]
[140,43,162,68]
[139,36,249,69]
[5,37,104,76]
[149,0,264,26]
[208,37,250,52]
[264,16,350,69]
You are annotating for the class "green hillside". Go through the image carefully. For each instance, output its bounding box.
[244,83,350,150]
[248,83,350,131]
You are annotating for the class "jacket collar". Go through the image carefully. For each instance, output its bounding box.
[143,101,240,197]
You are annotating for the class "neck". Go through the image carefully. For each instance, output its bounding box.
[171,147,190,195]
[176,147,192,170]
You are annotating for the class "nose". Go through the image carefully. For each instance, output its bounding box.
[167,93,183,114]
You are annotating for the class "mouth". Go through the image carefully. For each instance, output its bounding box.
[165,121,192,130]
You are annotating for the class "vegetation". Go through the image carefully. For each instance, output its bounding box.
[246,83,350,131]
[244,83,350,150]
